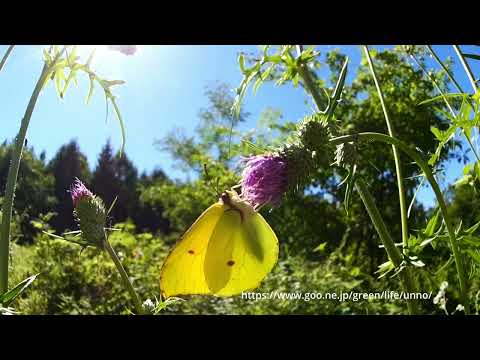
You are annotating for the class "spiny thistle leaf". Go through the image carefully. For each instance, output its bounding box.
[0,274,39,307]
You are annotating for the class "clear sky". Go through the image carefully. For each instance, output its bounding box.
[1,45,479,208]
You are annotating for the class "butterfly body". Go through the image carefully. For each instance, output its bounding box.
[160,190,279,298]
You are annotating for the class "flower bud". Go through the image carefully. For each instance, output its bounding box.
[295,114,331,154]
[70,178,107,247]
[240,114,334,208]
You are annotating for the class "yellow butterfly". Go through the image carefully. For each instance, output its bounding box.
[160,189,279,298]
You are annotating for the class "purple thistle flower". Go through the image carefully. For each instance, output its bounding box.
[70,178,93,207]
[240,154,289,208]
[107,45,137,56]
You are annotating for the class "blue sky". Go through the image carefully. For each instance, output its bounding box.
[1,45,479,208]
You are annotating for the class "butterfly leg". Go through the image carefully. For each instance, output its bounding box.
[231,184,242,195]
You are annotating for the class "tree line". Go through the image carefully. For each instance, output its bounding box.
[0,139,170,243]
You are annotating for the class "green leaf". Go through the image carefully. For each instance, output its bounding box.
[110,97,126,157]
[154,297,184,314]
[327,56,349,120]
[474,161,480,181]
[86,73,95,104]
[465,219,480,235]
[425,208,440,237]
[241,139,269,154]
[454,174,473,188]
[436,256,454,274]
[408,175,425,218]
[86,48,96,68]
[252,75,263,95]
[375,260,395,279]
[430,126,444,141]
[463,163,473,175]
[54,68,65,99]
[418,93,466,106]
[466,249,480,264]
[313,242,327,252]
[344,164,356,216]
[0,274,39,307]
[238,53,246,73]
[62,67,80,97]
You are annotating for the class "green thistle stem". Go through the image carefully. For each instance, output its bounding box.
[355,178,418,314]
[409,50,480,163]
[103,233,145,315]
[0,47,65,294]
[0,63,49,293]
[363,45,409,253]
[0,45,14,74]
[453,45,478,93]
[426,45,466,95]
[295,47,328,112]
[331,132,470,314]
[295,45,417,314]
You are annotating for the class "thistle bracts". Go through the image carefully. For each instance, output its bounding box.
[286,113,335,186]
[334,141,358,169]
[241,113,333,208]
[70,178,107,248]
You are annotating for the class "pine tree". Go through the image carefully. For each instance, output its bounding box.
[91,140,140,224]
[0,141,56,242]
[48,140,91,233]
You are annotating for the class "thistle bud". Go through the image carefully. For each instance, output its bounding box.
[279,142,316,192]
[295,114,331,154]
[70,178,107,247]
[240,114,334,208]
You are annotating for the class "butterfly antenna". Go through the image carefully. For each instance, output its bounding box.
[228,118,234,161]
[215,177,220,198]
[203,163,221,198]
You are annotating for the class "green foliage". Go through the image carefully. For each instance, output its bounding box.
[8,221,408,315]
[0,273,38,307]
[43,45,127,155]
[7,46,480,314]
[10,222,169,314]
[0,141,56,243]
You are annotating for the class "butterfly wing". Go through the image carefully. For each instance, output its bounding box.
[204,210,279,296]
[160,203,224,298]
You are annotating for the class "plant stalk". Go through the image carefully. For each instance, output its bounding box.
[355,178,418,314]
[453,45,478,93]
[103,234,145,315]
[295,45,417,313]
[0,47,65,294]
[0,62,49,293]
[0,45,14,74]
[295,46,328,112]
[409,50,480,163]
[426,45,466,95]
[331,132,471,314]
[363,45,409,252]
